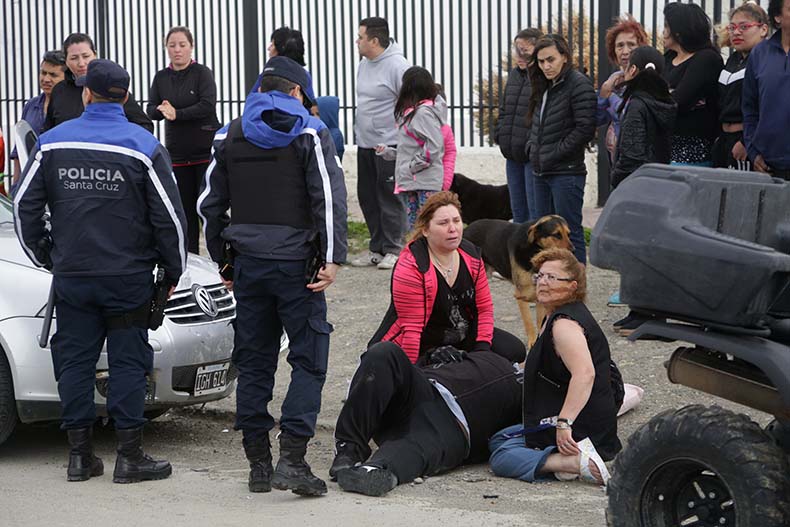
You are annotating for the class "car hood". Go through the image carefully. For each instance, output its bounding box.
[0,225,224,317]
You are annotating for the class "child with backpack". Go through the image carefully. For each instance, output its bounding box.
[376,66,455,229]
[610,46,677,188]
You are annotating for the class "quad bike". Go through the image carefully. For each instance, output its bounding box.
[590,165,790,527]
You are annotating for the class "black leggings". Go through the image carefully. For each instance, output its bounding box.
[335,342,468,484]
[173,163,209,254]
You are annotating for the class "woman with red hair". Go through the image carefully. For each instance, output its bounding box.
[597,16,649,170]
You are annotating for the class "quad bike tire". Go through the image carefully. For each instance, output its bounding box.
[0,350,18,447]
[607,404,790,527]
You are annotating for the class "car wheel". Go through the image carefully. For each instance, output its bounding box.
[607,404,790,527]
[0,350,18,446]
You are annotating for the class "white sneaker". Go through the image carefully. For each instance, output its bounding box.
[350,251,384,267]
[491,270,506,281]
[377,253,398,270]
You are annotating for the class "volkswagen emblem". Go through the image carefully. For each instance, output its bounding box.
[192,285,219,318]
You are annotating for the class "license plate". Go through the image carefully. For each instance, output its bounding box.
[194,362,230,396]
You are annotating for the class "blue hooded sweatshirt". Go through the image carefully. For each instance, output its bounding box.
[317,95,345,160]
[743,30,790,170]
[241,91,326,148]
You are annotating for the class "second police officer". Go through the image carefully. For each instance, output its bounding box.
[198,56,347,496]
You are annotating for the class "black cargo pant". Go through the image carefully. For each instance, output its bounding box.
[232,255,332,441]
[334,342,467,484]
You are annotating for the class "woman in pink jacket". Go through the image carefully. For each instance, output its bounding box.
[369,191,525,365]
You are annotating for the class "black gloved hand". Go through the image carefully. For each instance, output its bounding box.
[428,345,467,365]
[36,236,54,271]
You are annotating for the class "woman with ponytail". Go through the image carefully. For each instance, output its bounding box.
[610,47,677,188]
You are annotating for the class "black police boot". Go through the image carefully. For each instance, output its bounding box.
[271,432,327,496]
[243,433,273,493]
[329,441,365,481]
[66,427,104,482]
[112,426,172,484]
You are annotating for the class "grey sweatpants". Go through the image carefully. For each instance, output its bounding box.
[357,147,407,255]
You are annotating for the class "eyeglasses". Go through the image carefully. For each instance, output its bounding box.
[727,22,762,33]
[532,272,574,285]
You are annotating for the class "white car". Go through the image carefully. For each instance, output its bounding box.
[0,194,236,446]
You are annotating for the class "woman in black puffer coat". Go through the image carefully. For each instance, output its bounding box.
[495,28,542,223]
[526,34,597,264]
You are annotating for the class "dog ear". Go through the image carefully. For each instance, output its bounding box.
[527,223,538,245]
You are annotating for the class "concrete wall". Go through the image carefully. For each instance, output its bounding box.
[341,146,599,221]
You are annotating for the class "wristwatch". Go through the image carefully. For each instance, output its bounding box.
[557,417,574,426]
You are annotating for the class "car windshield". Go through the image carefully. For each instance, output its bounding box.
[0,194,12,226]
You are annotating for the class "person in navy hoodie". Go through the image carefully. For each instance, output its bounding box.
[743,0,790,179]
[197,56,347,497]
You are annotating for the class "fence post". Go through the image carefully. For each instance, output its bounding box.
[242,0,260,93]
[94,0,109,59]
[595,0,620,208]
[713,0,723,25]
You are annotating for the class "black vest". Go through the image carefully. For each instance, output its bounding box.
[224,119,312,229]
[522,301,622,460]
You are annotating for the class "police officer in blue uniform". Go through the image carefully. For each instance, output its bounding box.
[198,56,347,496]
[14,59,187,484]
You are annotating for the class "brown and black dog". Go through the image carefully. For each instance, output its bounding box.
[463,215,574,347]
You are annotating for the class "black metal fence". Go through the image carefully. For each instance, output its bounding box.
[0,0,773,200]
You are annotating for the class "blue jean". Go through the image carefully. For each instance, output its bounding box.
[532,173,586,264]
[489,424,556,482]
[505,160,537,223]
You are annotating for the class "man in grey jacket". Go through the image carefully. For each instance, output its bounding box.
[353,17,410,270]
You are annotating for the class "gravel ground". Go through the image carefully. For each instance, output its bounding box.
[1,258,766,527]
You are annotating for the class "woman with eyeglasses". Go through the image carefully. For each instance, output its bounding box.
[662,2,723,166]
[526,34,596,266]
[494,28,542,223]
[743,0,790,179]
[714,3,770,171]
[597,16,649,172]
[489,248,622,485]
[370,191,526,365]
[147,26,220,254]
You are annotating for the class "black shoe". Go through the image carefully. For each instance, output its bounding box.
[113,426,172,484]
[336,465,398,497]
[613,311,642,330]
[329,441,365,481]
[271,432,327,496]
[243,432,273,493]
[66,427,104,482]
[616,312,658,335]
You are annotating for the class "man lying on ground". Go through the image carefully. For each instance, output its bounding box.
[329,341,525,496]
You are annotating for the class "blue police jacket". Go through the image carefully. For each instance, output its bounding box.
[13,102,187,284]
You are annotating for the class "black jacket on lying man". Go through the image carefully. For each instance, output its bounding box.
[330,340,525,497]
